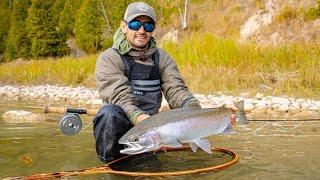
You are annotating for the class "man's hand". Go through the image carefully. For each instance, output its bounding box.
[135,113,151,124]
[229,103,238,125]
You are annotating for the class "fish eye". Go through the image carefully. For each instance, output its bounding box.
[132,137,139,142]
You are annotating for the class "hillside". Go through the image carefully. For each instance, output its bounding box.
[0,0,319,62]
[157,0,320,46]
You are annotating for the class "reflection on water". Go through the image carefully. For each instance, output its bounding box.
[1,100,320,179]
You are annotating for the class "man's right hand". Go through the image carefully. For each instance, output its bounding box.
[135,113,150,124]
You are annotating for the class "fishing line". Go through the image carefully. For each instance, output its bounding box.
[293,122,304,129]
[251,122,271,135]
[82,121,93,130]
[247,118,320,122]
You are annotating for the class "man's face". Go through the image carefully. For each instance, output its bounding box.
[121,16,155,49]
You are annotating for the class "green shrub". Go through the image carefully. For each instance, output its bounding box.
[276,6,298,23]
[303,0,320,21]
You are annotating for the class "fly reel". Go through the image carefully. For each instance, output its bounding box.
[60,113,82,135]
[60,108,88,136]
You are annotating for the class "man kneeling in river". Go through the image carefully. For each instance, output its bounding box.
[93,2,236,162]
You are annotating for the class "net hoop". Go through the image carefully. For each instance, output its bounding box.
[6,147,239,179]
[106,146,239,177]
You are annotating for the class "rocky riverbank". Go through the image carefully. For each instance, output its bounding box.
[1,85,320,121]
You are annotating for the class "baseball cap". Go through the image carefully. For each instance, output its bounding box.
[124,2,156,23]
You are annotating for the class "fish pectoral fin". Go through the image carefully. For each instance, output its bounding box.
[195,139,212,154]
[189,142,198,152]
[166,140,183,148]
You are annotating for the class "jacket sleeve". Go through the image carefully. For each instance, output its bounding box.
[158,48,201,109]
[95,49,145,123]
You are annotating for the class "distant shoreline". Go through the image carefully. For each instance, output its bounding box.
[1,85,319,120]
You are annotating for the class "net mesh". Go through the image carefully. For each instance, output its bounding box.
[110,149,234,173]
[6,147,238,179]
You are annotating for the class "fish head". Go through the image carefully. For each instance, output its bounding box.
[119,129,161,155]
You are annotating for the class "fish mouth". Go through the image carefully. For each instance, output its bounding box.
[119,141,158,155]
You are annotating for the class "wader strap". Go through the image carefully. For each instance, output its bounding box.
[115,48,160,82]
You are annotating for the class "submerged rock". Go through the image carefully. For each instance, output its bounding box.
[2,110,45,123]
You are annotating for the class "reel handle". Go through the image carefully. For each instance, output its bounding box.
[66,108,87,114]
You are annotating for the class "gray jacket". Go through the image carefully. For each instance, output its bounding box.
[95,31,200,124]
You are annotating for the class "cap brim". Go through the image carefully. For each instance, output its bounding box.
[126,13,156,23]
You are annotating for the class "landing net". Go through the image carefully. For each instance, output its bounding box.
[6,147,239,179]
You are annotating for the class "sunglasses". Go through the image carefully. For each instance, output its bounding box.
[127,20,155,32]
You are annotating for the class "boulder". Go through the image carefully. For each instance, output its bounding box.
[2,110,45,123]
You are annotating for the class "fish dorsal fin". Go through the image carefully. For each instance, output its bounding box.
[190,142,198,152]
[195,139,212,154]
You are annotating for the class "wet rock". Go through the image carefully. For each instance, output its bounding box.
[288,107,301,115]
[249,107,268,116]
[244,103,255,112]
[278,104,289,112]
[240,92,250,98]
[271,97,290,105]
[2,110,45,123]
[1,85,320,120]
[255,101,268,108]
[255,93,264,100]
[296,110,319,119]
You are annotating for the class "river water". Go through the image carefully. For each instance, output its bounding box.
[1,100,319,179]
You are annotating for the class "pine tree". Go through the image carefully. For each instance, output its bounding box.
[4,0,32,61]
[26,0,69,58]
[58,0,82,36]
[0,0,12,61]
[52,0,66,26]
[75,0,104,53]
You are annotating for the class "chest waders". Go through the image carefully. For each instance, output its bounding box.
[120,50,162,115]
[92,49,162,163]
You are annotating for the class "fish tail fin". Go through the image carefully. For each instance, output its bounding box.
[235,100,249,124]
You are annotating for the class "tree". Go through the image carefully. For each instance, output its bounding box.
[26,0,69,58]
[4,0,32,61]
[52,0,66,26]
[58,0,82,36]
[0,0,12,61]
[75,0,104,53]
[179,0,189,30]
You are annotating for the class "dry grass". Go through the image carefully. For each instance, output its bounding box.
[161,33,320,98]
[0,55,97,87]
[0,33,319,99]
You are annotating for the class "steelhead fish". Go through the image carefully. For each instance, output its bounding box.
[119,101,247,155]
